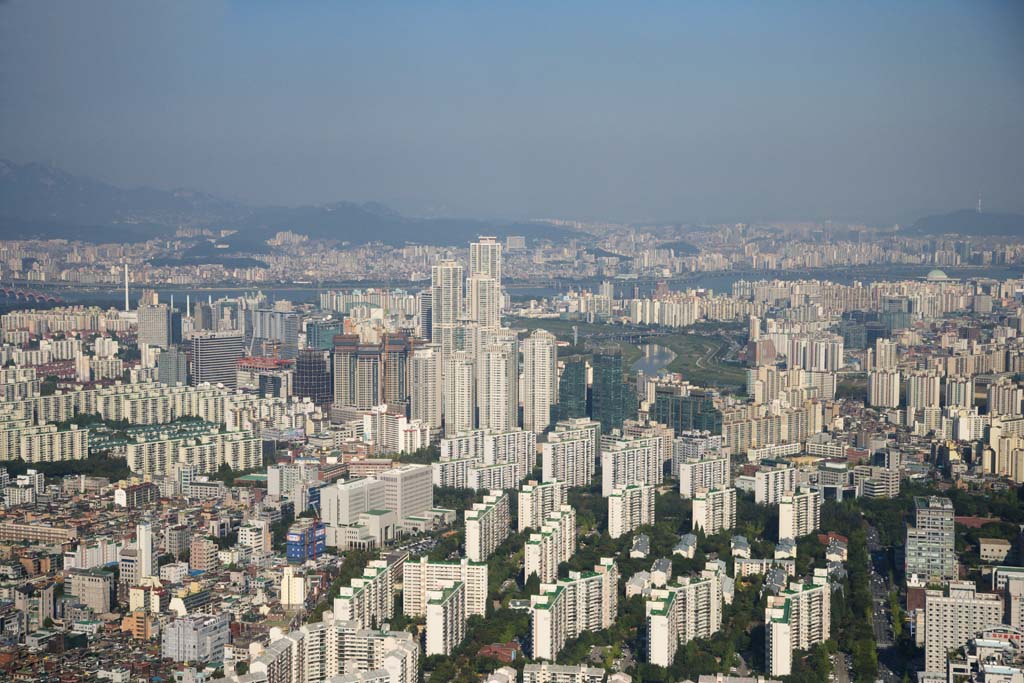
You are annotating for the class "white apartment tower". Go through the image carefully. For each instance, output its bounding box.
[465,490,510,562]
[522,330,558,434]
[692,487,736,536]
[608,483,655,539]
[778,487,822,541]
[425,580,467,657]
[410,345,443,431]
[519,479,569,532]
[443,352,476,437]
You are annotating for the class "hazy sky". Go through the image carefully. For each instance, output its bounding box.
[1,1,1022,224]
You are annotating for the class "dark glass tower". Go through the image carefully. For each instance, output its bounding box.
[295,348,333,406]
[591,349,630,432]
[556,355,588,421]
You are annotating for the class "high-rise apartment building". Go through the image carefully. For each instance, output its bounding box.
[465,490,510,562]
[692,487,736,536]
[525,505,577,583]
[425,580,467,656]
[608,483,655,539]
[543,427,597,489]
[600,436,662,496]
[778,487,821,541]
[443,352,476,436]
[678,454,730,499]
[477,340,519,433]
[470,236,502,283]
[333,334,411,410]
[867,369,900,409]
[530,558,618,661]
[646,564,726,666]
[431,260,464,357]
[523,330,558,434]
[402,556,488,617]
[765,570,831,678]
[410,345,443,431]
[519,480,569,533]
[754,460,797,505]
[905,496,956,581]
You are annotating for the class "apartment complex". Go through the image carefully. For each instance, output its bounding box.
[518,479,569,533]
[525,505,577,583]
[692,487,737,536]
[646,563,726,666]
[608,483,655,539]
[465,490,511,562]
[402,556,488,618]
[778,488,822,541]
[530,558,619,661]
[600,436,663,496]
[905,496,956,581]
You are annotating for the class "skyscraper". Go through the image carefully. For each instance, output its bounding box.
[591,349,629,432]
[157,346,189,386]
[136,522,153,580]
[477,340,518,433]
[470,236,502,283]
[444,352,476,436]
[189,332,244,388]
[295,348,333,406]
[411,345,443,431]
[332,333,411,410]
[467,275,501,328]
[253,309,300,360]
[139,303,175,349]
[556,355,588,421]
[522,330,558,434]
[306,319,344,351]
[431,260,464,357]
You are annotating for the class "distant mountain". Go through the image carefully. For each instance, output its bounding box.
[908,209,1024,237]
[0,159,579,247]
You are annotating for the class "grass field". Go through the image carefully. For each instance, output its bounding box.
[508,316,746,389]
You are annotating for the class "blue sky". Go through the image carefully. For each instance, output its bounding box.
[1,0,1021,223]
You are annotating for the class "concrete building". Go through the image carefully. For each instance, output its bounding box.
[679,454,730,499]
[600,436,663,496]
[523,330,558,434]
[443,352,476,436]
[646,565,726,666]
[905,496,956,581]
[67,568,115,613]
[923,581,1004,673]
[519,479,569,532]
[778,488,821,541]
[525,505,577,583]
[465,490,510,562]
[402,556,488,617]
[692,487,737,536]
[543,428,597,489]
[425,580,467,656]
[530,558,618,661]
[161,613,231,664]
[522,664,606,683]
[753,460,797,505]
[608,483,655,539]
[410,345,443,431]
[333,558,400,629]
[867,369,901,409]
[765,570,831,678]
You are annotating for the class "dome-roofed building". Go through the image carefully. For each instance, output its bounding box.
[925,268,950,282]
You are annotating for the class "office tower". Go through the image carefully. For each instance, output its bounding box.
[443,352,476,436]
[188,332,244,388]
[646,565,725,666]
[608,483,655,539]
[470,236,502,283]
[138,303,174,349]
[556,355,588,421]
[192,301,214,332]
[591,349,629,432]
[426,581,467,656]
[692,487,736,535]
[378,464,433,521]
[678,453,730,499]
[753,460,798,505]
[465,490,510,562]
[600,436,662,496]
[523,330,558,434]
[867,369,900,408]
[923,582,1004,673]
[651,385,722,434]
[905,496,956,580]
[295,348,332,406]
[530,558,618,661]
[252,309,300,360]
[525,506,576,582]
[778,487,821,541]
[431,260,464,357]
[381,333,412,407]
[306,318,344,351]
[477,340,519,433]
[157,346,189,386]
[403,557,488,617]
[518,480,569,532]
[944,375,974,409]
[765,571,831,677]
[467,275,501,328]
[320,478,388,528]
[410,345,443,431]
[136,522,153,580]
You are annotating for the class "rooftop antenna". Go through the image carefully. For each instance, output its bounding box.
[123,263,129,312]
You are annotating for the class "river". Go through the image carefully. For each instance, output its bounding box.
[631,343,676,375]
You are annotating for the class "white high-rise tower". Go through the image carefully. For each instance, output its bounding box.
[522,329,558,433]
[411,345,443,431]
[469,236,502,284]
[136,522,153,579]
